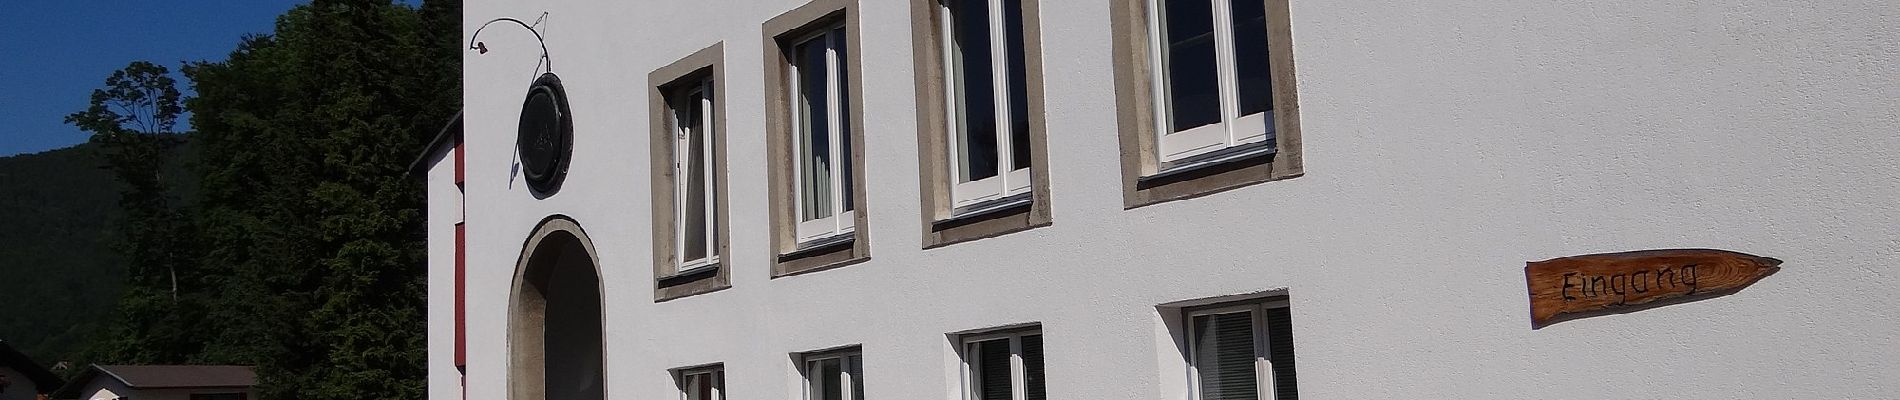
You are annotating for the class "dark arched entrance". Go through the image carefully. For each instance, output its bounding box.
[510,216,605,400]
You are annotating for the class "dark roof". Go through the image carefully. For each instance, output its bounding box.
[94,365,255,388]
[0,340,63,393]
[408,111,465,178]
[54,364,254,397]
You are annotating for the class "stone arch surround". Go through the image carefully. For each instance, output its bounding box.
[508,215,607,400]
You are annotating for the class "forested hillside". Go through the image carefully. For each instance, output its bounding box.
[0,141,193,366]
[2,0,458,398]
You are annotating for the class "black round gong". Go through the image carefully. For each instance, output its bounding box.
[517,72,573,196]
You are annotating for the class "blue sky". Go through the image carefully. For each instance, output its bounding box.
[0,1,306,157]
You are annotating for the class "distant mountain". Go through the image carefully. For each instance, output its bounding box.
[0,140,193,365]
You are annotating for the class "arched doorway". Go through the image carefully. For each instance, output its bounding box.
[510,216,605,400]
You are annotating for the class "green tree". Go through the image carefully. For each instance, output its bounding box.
[181,0,460,398]
[64,61,206,364]
[60,1,459,397]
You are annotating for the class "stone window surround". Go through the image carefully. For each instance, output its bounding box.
[908,0,1056,249]
[649,42,733,302]
[762,0,872,277]
[1109,0,1305,209]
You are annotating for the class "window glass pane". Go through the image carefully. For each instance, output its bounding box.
[1023,334,1045,400]
[796,38,833,221]
[833,29,855,214]
[1229,0,1272,117]
[685,372,716,400]
[704,87,719,258]
[972,339,1013,400]
[1193,312,1259,400]
[1162,0,1222,133]
[686,374,703,400]
[682,90,709,262]
[1002,0,1032,172]
[812,358,843,400]
[950,0,1000,183]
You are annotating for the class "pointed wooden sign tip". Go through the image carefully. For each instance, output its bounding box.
[1525,248,1781,327]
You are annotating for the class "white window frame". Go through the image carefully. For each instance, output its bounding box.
[1184,299,1286,400]
[802,351,864,400]
[959,329,1041,400]
[939,0,1033,209]
[677,366,724,400]
[1146,0,1273,164]
[789,25,856,242]
[672,79,720,272]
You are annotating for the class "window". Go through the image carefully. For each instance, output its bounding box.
[940,0,1033,208]
[791,25,855,243]
[1111,0,1302,207]
[912,0,1052,247]
[649,43,730,301]
[1148,0,1273,164]
[802,349,865,400]
[672,79,719,272]
[765,0,868,276]
[1184,300,1297,400]
[676,366,724,400]
[959,328,1045,400]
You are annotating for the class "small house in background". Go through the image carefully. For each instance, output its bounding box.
[0,340,63,400]
[54,365,254,400]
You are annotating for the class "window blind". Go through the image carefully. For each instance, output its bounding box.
[1023,334,1045,400]
[975,339,1013,400]
[1266,307,1297,400]
[1194,312,1259,400]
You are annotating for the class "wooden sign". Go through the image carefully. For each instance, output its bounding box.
[1525,249,1781,326]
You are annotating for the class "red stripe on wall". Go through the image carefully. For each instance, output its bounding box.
[453,140,466,185]
[455,221,467,368]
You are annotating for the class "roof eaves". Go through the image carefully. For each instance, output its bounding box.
[50,364,103,398]
[408,111,465,178]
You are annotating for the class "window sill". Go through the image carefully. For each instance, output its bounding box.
[658,264,720,285]
[655,263,729,302]
[926,194,1049,249]
[774,233,867,278]
[792,232,855,253]
[1130,142,1297,209]
[1146,142,1276,184]
[943,193,1033,226]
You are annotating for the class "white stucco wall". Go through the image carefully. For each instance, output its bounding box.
[435,0,1900,399]
[425,146,461,400]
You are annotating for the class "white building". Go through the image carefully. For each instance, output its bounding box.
[422,0,1900,399]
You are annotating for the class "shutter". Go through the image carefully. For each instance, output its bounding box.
[1193,312,1259,400]
[975,339,1013,400]
[1023,334,1046,400]
[1265,307,1298,400]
